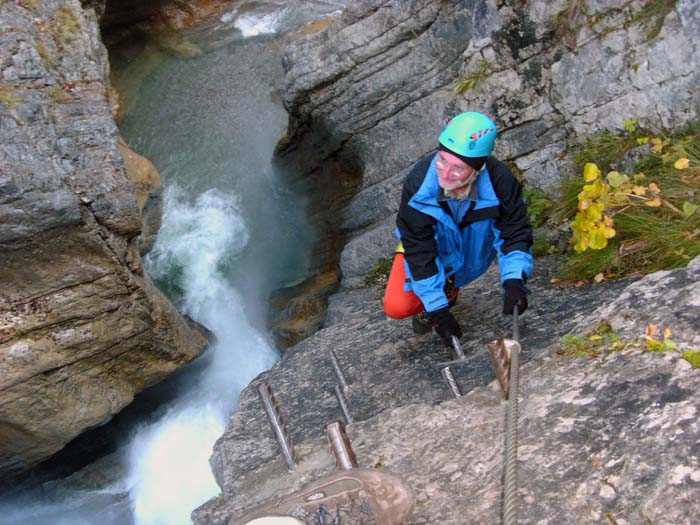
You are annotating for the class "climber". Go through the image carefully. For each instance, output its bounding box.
[383,111,533,346]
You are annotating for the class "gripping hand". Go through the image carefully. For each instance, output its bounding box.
[430,307,462,344]
[503,279,528,315]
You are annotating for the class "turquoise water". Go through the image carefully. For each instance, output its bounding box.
[118,32,313,525]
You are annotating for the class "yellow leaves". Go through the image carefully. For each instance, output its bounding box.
[593,273,605,283]
[644,323,678,352]
[569,150,690,257]
[583,163,601,182]
[650,137,664,154]
[588,223,613,249]
[674,157,690,170]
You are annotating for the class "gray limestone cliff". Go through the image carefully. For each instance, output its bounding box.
[195,1,700,523]
[276,0,699,291]
[0,0,206,477]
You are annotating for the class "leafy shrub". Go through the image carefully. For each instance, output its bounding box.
[558,122,700,281]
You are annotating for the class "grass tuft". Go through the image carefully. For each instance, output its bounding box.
[454,60,492,94]
[51,6,81,50]
[557,122,700,282]
[364,256,393,288]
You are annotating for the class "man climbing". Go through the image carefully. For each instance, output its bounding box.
[383,111,533,345]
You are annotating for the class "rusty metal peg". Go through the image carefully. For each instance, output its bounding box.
[487,338,511,399]
[258,381,296,470]
[486,338,521,400]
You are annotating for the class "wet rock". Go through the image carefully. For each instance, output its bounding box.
[117,137,164,254]
[0,0,206,476]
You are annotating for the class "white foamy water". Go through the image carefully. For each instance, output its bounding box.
[127,186,278,525]
[221,0,349,38]
[232,13,282,37]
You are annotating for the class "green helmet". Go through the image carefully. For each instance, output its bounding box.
[438,112,497,158]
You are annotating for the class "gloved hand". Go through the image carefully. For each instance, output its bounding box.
[503,279,528,315]
[430,306,462,344]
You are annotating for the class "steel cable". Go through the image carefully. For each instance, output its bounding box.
[503,309,520,525]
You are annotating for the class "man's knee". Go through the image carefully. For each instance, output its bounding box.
[383,295,421,319]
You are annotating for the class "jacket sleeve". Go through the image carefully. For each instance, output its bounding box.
[396,157,448,312]
[487,157,534,284]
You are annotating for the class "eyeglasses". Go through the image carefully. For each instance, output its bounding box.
[436,154,471,178]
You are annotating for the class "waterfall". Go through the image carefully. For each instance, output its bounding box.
[126,186,278,525]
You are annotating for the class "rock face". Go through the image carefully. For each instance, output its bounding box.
[276,0,700,289]
[194,1,700,523]
[195,256,700,524]
[0,0,206,477]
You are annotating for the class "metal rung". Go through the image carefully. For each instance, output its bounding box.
[334,384,353,424]
[258,381,296,470]
[329,349,350,391]
[440,366,463,398]
[451,335,466,360]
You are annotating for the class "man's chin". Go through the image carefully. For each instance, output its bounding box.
[438,180,469,192]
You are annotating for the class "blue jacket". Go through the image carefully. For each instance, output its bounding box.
[396,153,533,312]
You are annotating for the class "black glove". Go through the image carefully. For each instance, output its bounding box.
[430,306,462,344]
[503,279,528,315]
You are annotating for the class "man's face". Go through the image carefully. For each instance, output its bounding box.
[436,150,476,191]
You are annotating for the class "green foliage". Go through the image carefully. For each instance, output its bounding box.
[682,350,700,369]
[645,335,677,352]
[561,321,700,368]
[645,325,700,367]
[558,321,623,357]
[454,60,492,94]
[524,187,555,228]
[532,237,558,257]
[557,122,700,282]
[364,256,393,288]
[630,0,677,42]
